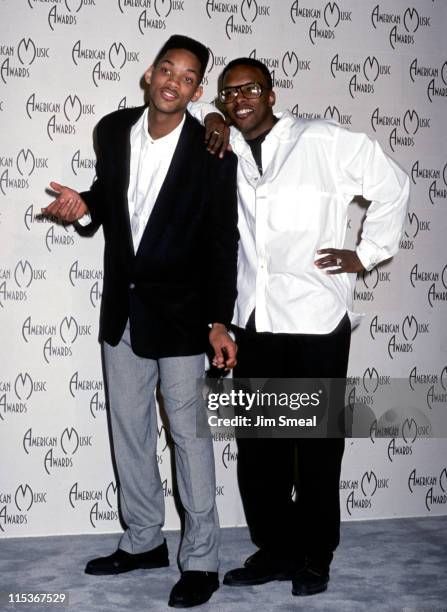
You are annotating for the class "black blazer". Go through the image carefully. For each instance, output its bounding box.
[79,107,239,359]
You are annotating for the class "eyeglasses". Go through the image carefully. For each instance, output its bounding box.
[219,81,266,104]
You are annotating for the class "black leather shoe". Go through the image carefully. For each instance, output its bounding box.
[168,571,219,608]
[223,549,300,586]
[168,570,219,608]
[85,540,169,575]
[292,567,329,596]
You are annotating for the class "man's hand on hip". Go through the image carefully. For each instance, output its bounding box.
[41,181,88,223]
[315,248,365,274]
[209,323,238,371]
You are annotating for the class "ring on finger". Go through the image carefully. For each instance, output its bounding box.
[336,257,342,266]
[213,130,221,135]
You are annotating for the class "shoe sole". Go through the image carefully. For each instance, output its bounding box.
[85,560,169,576]
[223,572,294,586]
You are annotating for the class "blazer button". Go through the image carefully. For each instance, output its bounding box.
[129,283,135,289]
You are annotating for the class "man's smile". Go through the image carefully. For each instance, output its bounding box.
[234,106,254,119]
[160,87,179,101]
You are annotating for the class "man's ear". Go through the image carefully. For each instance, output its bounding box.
[267,89,276,108]
[191,84,203,103]
[144,65,153,85]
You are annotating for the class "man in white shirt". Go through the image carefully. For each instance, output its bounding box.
[41,36,239,608]
[203,57,409,597]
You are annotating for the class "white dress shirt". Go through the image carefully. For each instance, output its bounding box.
[78,104,217,236]
[190,108,409,335]
[127,107,185,253]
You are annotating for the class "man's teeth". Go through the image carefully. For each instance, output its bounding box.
[235,108,253,117]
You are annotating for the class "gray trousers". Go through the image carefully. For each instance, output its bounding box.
[102,324,219,571]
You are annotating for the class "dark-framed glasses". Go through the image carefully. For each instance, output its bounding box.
[219,82,265,104]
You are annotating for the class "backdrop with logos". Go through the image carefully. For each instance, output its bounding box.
[1,0,446,538]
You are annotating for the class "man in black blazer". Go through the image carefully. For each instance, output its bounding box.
[42,36,239,608]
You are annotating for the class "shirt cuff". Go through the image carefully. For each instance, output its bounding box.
[76,213,91,227]
[356,240,380,271]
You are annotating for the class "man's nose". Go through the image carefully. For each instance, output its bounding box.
[233,94,249,108]
[166,73,180,88]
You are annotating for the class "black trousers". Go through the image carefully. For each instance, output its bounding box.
[232,313,351,571]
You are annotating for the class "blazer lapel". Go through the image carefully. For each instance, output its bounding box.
[114,105,146,255]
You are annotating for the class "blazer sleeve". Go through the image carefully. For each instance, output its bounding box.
[203,152,239,328]
[75,119,107,237]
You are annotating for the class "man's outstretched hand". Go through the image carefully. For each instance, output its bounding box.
[204,113,231,158]
[209,323,238,371]
[315,248,365,274]
[41,181,88,223]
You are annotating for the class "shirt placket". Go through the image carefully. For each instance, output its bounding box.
[254,179,269,332]
[134,138,147,246]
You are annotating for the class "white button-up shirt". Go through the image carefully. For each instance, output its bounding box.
[128,107,185,252]
[78,104,215,238]
[228,112,410,334]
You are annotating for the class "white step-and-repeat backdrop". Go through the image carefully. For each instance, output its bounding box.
[1,0,446,538]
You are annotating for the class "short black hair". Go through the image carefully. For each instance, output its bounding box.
[222,57,273,89]
[153,35,209,81]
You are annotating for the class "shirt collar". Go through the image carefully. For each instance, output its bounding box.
[140,107,186,146]
[230,111,296,157]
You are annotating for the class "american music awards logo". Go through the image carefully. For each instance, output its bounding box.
[330,53,392,99]
[21,204,79,252]
[0,483,48,533]
[0,38,49,84]
[27,0,96,32]
[117,0,185,35]
[0,261,47,308]
[370,107,431,153]
[384,422,417,463]
[25,93,95,141]
[0,372,47,422]
[22,426,93,475]
[68,481,118,528]
[353,266,392,303]
[343,470,389,516]
[72,41,140,87]
[206,0,272,41]
[369,314,430,360]
[346,368,390,422]
[248,48,310,91]
[371,6,432,50]
[20,315,93,364]
[290,1,353,45]
[0,148,49,196]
